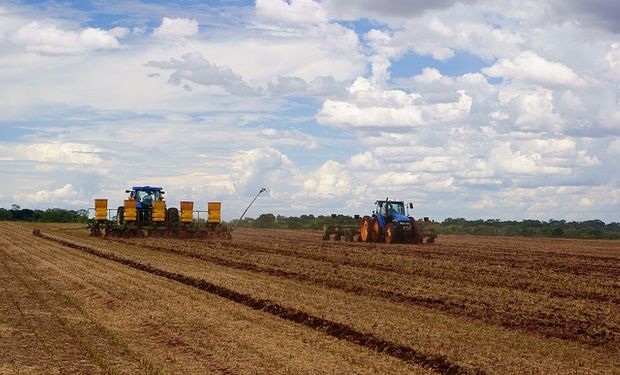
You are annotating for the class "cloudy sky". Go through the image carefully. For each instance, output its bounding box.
[1,0,619,221]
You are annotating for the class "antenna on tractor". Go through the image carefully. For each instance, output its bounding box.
[232,187,267,231]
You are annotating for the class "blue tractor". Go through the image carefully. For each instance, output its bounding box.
[359,199,436,244]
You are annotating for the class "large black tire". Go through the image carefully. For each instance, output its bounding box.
[167,207,179,226]
[385,223,402,244]
[410,218,423,244]
[360,216,372,242]
[370,217,382,243]
[116,206,124,225]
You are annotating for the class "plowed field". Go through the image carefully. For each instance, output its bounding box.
[1,222,618,374]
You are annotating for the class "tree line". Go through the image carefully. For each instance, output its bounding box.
[231,214,620,240]
[2,206,619,239]
[0,205,88,223]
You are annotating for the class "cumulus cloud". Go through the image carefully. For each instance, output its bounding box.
[152,17,199,38]
[300,160,356,198]
[8,21,122,55]
[606,43,620,79]
[317,77,471,128]
[13,184,85,206]
[489,142,572,176]
[483,51,584,86]
[364,15,523,65]
[0,143,103,164]
[146,52,258,96]
[500,88,564,132]
[256,0,328,25]
[231,147,297,195]
[267,75,344,96]
[257,127,319,149]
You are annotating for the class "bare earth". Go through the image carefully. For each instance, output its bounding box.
[0,222,618,374]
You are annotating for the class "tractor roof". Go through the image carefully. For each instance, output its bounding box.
[375,200,404,204]
[132,186,163,191]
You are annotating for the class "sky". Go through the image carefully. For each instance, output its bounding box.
[0,0,619,222]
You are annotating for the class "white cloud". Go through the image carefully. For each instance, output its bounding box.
[605,43,620,79]
[152,17,199,38]
[13,184,85,205]
[503,88,564,131]
[256,0,328,25]
[317,77,424,128]
[1,0,619,221]
[489,142,572,175]
[146,52,258,96]
[231,147,297,196]
[266,75,344,96]
[317,77,472,129]
[483,51,584,86]
[300,160,356,199]
[0,142,103,164]
[257,127,319,149]
[9,21,122,55]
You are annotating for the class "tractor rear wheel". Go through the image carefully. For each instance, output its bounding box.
[360,216,372,242]
[410,218,423,244]
[370,217,382,242]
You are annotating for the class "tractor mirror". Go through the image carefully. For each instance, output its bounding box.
[125,190,131,193]
[160,191,165,194]
[409,203,414,209]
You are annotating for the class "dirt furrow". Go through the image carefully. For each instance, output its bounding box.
[102,235,616,308]
[33,229,484,375]
[105,237,618,348]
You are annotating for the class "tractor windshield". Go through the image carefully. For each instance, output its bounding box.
[377,201,406,216]
[133,190,162,206]
[387,202,405,215]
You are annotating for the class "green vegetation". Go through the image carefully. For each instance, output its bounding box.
[3,205,618,239]
[437,218,620,239]
[232,214,620,240]
[0,206,88,223]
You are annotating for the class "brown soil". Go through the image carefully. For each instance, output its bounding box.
[1,222,619,374]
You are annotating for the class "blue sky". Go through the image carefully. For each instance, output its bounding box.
[1,0,619,221]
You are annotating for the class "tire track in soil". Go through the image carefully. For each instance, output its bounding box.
[185,239,618,304]
[237,233,619,278]
[33,229,484,375]
[109,238,618,348]
[3,228,236,375]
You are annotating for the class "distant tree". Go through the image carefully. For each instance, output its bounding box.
[551,227,564,237]
[0,208,11,220]
[254,213,276,228]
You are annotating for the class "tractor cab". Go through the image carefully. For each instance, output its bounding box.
[375,200,411,223]
[127,186,164,209]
